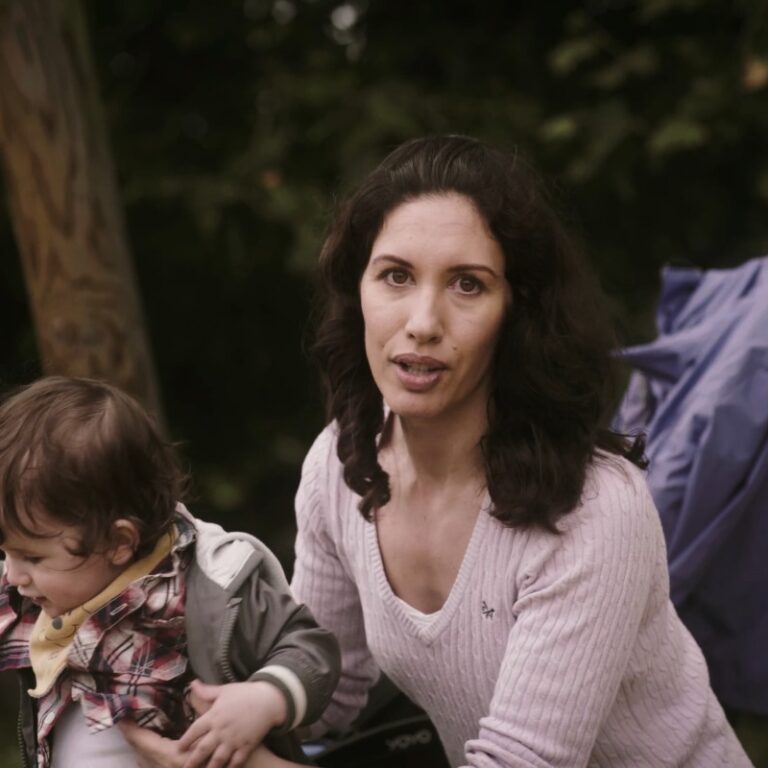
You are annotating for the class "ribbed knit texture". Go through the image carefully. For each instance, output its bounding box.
[292,424,752,768]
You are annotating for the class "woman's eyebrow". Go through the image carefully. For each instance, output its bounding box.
[369,254,501,278]
[368,254,411,267]
[446,263,501,277]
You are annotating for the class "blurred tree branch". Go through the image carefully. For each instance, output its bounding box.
[0,0,163,421]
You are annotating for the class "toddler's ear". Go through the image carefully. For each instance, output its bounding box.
[107,520,140,566]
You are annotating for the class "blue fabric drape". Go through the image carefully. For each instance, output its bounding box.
[615,256,768,713]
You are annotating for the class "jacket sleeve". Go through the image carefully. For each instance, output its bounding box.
[228,555,341,733]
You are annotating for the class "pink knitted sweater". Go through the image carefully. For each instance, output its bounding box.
[292,424,752,767]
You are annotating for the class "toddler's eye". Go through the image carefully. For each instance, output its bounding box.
[23,556,42,564]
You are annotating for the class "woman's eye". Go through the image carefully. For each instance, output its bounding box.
[454,275,483,294]
[384,269,410,286]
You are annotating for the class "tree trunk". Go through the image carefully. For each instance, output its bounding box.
[0,0,163,421]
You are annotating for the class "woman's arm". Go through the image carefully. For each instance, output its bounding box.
[462,467,661,768]
[290,426,380,737]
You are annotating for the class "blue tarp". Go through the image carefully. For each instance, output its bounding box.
[615,256,768,713]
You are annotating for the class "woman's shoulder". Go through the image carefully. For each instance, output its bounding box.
[558,454,664,555]
[298,422,344,494]
[583,452,653,512]
[524,454,663,564]
[302,421,341,471]
[296,422,353,527]
[514,455,666,602]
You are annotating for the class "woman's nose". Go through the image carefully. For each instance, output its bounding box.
[405,290,443,343]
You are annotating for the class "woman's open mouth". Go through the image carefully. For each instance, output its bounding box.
[398,361,441,374]
[392,355,447,390]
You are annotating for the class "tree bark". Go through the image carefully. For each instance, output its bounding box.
[0,0,163,420]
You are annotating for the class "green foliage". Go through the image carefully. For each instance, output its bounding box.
[2,0,768,545]
[1,0,768,759]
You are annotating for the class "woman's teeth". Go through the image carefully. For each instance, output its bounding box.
[400,363,437,374]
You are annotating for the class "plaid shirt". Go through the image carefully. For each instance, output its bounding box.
[0,512,196,768]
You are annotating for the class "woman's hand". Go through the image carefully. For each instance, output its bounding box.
[118,719,187,768]
[177,679,288,768]
[243,745,307,768]
[120,679,289,768]
[119,721,305,768]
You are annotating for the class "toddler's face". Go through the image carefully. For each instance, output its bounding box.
[0,513,123,618]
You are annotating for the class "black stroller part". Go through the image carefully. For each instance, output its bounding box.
[350,676,424,730]
[304,678,450,767]
[311,714,449,768]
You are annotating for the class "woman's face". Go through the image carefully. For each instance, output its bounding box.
[360,193,510,425]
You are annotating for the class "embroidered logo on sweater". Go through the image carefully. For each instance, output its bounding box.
[481,600,495,619]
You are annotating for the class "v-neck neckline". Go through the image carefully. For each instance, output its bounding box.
[366,493,491,645]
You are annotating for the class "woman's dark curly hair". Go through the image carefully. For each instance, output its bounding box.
[313,135,645,531]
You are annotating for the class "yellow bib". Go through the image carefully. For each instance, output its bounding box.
[28,529,174,698]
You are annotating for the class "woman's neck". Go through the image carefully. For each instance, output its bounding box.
[384,407,488,490]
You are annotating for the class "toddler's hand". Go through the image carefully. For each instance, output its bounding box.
[179,679,288,768]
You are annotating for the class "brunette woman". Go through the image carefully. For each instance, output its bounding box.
[291,135,752,768]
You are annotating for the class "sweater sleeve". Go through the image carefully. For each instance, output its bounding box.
[462,465,660,768]
[290,426,380,737]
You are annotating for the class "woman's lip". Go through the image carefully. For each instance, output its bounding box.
[392,354,446,369]
[393,361,445,391]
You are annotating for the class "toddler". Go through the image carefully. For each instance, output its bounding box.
[0,376,339,768]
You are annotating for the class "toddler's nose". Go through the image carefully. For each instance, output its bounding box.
[4,558,31,587]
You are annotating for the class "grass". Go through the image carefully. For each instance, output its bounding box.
[732,712,768,767]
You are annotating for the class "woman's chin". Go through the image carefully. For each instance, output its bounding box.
[384,395,446,422]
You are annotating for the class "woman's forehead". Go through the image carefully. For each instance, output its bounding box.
[373,194,502,268]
